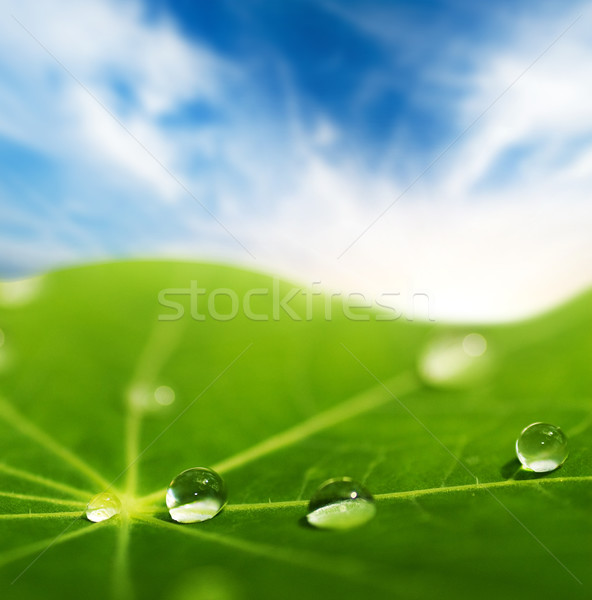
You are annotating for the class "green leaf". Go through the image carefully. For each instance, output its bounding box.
[0,262,590,600]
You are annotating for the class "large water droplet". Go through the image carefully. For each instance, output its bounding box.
[418,332,490,387]
[516,422,568,473]
[166,467,227,523]
[86,492,121,522]
[306,477,376,530]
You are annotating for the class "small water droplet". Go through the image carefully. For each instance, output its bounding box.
[462,333,487,357]
[86,492,121,522]
[306,477,376,530]
[166,467,227,523]
[154,385,175,406]
[516,422,568,472]
[418,332,490,387]
[128,383,176,412]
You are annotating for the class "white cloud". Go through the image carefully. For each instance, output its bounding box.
[0,0,232,199]
[227,4,592,322]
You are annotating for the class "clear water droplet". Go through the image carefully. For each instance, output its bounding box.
[166,467,227,523]
[462,333,487,357]
[516,422,568,472]
[86,492,121,522]
[307,477,376,530]
[128,383,176,412]
[418,332,490,387]
[154,385,175,406]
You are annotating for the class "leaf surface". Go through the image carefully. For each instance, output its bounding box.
[0,262,590,600]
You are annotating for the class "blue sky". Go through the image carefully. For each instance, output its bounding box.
[0,0,591,321]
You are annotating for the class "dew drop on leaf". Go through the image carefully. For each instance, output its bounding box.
[154,385,175,406]
[166,467,227,524]
[462,333,487,357]
[86,492,121,522]
[516,422,568,472]
[418,332,490,387]
[128,383,176,412]
[306,477,376,530]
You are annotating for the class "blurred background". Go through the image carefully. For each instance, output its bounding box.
[0,0,590,322]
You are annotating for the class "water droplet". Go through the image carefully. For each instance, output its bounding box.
[462,333,487,357]
[86,492,121,522]
[306,477,376,530]
[128,383,176,412]
[418,332,490,387]
[166,467,227,523]
[154,385,175,406]
[516,422,568,472]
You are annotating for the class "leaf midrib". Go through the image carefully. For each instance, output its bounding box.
[215,474,592,513]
